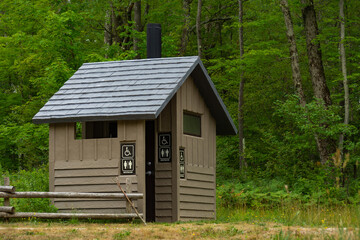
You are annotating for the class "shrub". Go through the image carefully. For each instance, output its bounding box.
[1,164,57,213]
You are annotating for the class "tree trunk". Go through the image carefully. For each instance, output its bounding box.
[133,1,141,58]
[302,0,331,107]
[121,3,134,49]
[111,2,122,45]
[196,0,203,58]
[280,0,306,107]
[238,0,246,170]
[338,0,349,153]
[104,10,113,47]
[302,0,335,164]
[180,0,191,56]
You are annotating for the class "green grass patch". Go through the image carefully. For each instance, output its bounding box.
[113,230,131,240]
[217,204,360,227]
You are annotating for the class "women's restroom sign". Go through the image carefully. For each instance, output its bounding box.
[158,133,171,162]
[121,143,135,175]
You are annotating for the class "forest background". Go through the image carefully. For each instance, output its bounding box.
[0,0,360,213]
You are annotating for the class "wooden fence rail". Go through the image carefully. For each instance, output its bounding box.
[0,191,143,199]
[0,184,144,220]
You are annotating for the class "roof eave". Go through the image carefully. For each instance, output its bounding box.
[193,61,237,136]
[33,113,157,124]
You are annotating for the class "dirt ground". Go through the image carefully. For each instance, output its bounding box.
[0,221,357,240]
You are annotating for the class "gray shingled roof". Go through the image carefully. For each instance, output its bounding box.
[33,56,236,135]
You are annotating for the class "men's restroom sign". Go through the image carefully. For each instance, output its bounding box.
[158,133,171,162]
[121,143,135,175]
[179,148,185,179]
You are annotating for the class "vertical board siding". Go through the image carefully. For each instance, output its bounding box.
[49,124,55,193]
[155,102,173,222]
[177,76,216,221]
[51,120,145,214]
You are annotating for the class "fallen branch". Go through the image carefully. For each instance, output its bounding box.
[114,177,146,225]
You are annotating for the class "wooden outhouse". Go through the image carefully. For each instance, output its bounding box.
[33,55,236,222]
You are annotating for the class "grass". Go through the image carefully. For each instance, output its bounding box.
[0,221,358,239]
[216,204,360,228]
[0,204,359,239]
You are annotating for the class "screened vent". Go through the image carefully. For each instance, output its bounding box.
[183,112,201,137]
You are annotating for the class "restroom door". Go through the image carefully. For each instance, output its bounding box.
[145,120,155,222]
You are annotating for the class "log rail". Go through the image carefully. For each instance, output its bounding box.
[0,183,144,220]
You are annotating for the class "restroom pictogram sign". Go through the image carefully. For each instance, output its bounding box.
[159,133,171,162]
[179,148,185,179]
[121,143,135,175]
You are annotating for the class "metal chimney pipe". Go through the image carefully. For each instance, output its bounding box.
[147,23,161,58]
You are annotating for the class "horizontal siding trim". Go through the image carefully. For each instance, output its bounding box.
[55,160,118,170]
[180,210,215,219]
[155,186,171,194]
[179,187,214,197]
[180,202,214,211]
[54,176,130,186]
[187,165,214,175]
[180,216,214,221]
[155,163,172,171]
[155,179,172,187]
[155,171,172,179]
[179,180,213,190]
[55,200,136,209]
[180,194,215,204]
[155,202,172,209]
[54,184,137,193]
[55,168,119,178]
[186,172,214,183]
[155,216,172,222]
[156,209,172,217]
[155,194,172,202]
[58,209,130,214]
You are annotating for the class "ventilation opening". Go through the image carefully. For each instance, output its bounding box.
[75,121,117,139]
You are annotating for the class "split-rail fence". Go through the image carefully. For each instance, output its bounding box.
[0,177,144,221]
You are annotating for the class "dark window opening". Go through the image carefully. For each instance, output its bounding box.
[75,121,118,139]
[183,112,201,137]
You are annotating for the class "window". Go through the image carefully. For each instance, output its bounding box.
[75,121,117,139]
[183,112,201,137]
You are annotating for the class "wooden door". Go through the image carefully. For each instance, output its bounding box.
[145,120,155,222]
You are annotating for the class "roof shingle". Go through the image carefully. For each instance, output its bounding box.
[33,56,236,135]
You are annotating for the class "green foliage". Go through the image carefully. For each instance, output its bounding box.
[0,0,360,211]
[0,165,57,213]
[217,177,360,209]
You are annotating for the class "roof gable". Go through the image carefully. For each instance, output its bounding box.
[33,56,237,135]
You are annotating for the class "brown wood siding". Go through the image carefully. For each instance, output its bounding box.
[155,102,175,222]
[50,120,145,214]
[177,77,216,221]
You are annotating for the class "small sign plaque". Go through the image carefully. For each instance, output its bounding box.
[179,148,185,179]
[121,143,135,175]
[122,144,135,158]
[158,133,171,162]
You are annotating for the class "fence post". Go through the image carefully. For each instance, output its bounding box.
[126,178,132,213]
[3,177,10,207]
[3,177,10,221]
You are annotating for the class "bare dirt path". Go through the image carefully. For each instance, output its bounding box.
[0,221,356,239]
